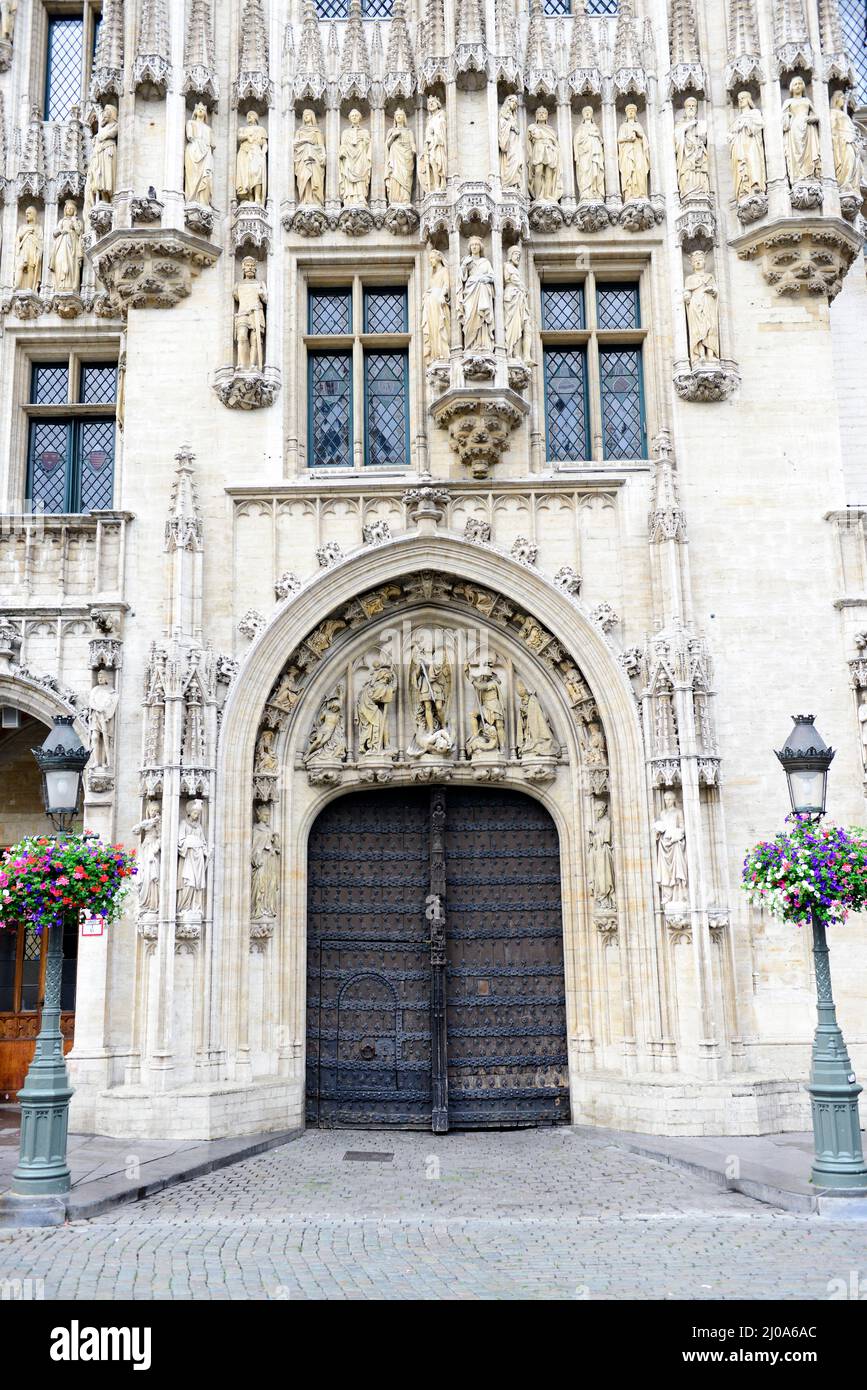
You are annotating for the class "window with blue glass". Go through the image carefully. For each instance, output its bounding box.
[27,358,117,514]
[544,348,589,462]
[309,288,352,336]
[309,353,353,468]
[597,283,640,331]
[839,0,867,104]
[365,352,409,467]
[600,349,645,460]
[363,288,408,335]
[541,284,585,332]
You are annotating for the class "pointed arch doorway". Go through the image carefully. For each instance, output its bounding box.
[305,784,570,1131]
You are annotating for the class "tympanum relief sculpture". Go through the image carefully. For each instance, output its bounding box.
[465,657,506,761]
[84,105,118,227]
[236,110,268,205]
[14,207,42,293]
[422,248,451,365]
[408,641,454,757]
[516,680,557,773]
[304,688,348,774]
[728,91,767,223]
[294,108,326,206]
[356,658,397,758]
[419,94,447,194]
[50,201,84,294]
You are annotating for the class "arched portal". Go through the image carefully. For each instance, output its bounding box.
[305,784,569,1131]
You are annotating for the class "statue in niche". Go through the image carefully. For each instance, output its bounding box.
[294,108,326,206]
[408,642,453,755]
[233,256,267,372]
[858,688,867,767]
[527,106,563,202]
[728,91,766,200]
[0,1,17,43]
[49,200,83,293]
[654,790,688,908]
[356,661,396,756]
[385,108,416,205]
[674,96,710,199]
[339,109,372,207]
[503,245,533,363]
[14,207,42,292]
[83,104,118,219]
[422,248,451,363]
[581,720,607,766]
[419,94,447,194]
[516,680,555,758]
[250,803,280,920]
[617,104,650,201]
[271,669,302,712]
[465,658,506,756]
[498,94,523,190]
[236,109,268,205]
[573,106,605,203]
[305,691,347,763]
[88,669,118,767]
[176,799,209,919]
[185,102,216,207]
[781,76,821,186]
[459,236,496,354]
[588,800,615,908]
[830,90,863,193]
[254,727,278,774]
[684,251,720,364]
[131,801,161,917]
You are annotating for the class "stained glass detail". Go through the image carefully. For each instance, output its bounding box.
[544,348,588,462]
[364,288,407,335]
[45,17,84,122]
[365,352,408,468]
[80,364,117,404]
[597,283,640,331]
[31,363,69,405]
[840,0,867,102]
[600,348,645,460]
[541,285,585,332]
[28,421,70,513]
[309,289,352,336]
[79,420,116,511]
[310,352,352,467]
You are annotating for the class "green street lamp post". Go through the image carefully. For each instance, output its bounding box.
[776,715,867,1195]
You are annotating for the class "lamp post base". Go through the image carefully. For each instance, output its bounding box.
[0,1192,66,1228]
[808,913,867,1194]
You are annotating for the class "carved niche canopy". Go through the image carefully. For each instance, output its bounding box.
[91,227,221,313]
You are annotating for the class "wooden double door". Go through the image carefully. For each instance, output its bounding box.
[306,786,570,1131]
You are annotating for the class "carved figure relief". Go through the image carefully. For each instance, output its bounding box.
[674,97,710,199]
[89,669,119,767]
[49,201,84,293]
[0,1,17,43]
[859,688,867,768]
[236,109,268,205]
[655,791,688,908]
[419,94,447,194]
[305,689,348,764]
[459,236,496,354]
[684,251,720,363]
[83,104,118,219]
[385,107,416,205]
[234,256,267,371]
[339,108,372,207]
[527,106,563,202]
[465,657,506,757]
[498,94,523,190]
[516,680,555,758]
[422,248,451,363]
[617,104,651,201]
[254,726,278,773]
[356,660,396,756]
[15,207,42,292]
[131,801,161,917]
[408,640,454,756]
[728,91,767,200]
[250,803,280,919]
[503,246,533,363]
[185,102,215,207]
[782,77,821,186]
[830,90,863,193]
[581,720,607,765]
[176,798,209,919]
[573,106,605,203]
[294,108,326,206]
[588,800,615,908]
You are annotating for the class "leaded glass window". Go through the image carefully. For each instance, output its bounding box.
[309,352,352,467]
[26,357,117,513]
[543,0,618,11]
[31,364,69,406]
[597,283,640,331]
[364,288,407,335]
[364,351,408,467]
[600,349,645,460]
[45,16,84,121]
[541,285,585,332]
[840,0,867,103]
[80,363,118,405]
[309,288,352,336]
[316,0,393,14]
[544,348,589,462]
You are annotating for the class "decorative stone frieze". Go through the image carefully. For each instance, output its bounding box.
[91,228,220,313]
[733,218,864,300]
[430,388,528,480]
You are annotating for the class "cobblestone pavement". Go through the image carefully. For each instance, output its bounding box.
[0,1128,863,1300]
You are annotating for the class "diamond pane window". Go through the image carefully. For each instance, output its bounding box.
[20,931,42,1011]
[28,421,70,513]
[597,283,640,331]
[79,420,116,510]
[541,285,585,332]
[362,0,393,14]
[544,348,589,462]
[364,288,408,335]
[543,0,571,14]
[840,0,867,103]
[45,17,84,122]
[310,352,352,467]
[364,351,408,468]
[31,363,69,405]
[309,289,352,336]
[588,0,619,13]
[80,364,117,404]
[600,348,646,460]
[316,0,348,16]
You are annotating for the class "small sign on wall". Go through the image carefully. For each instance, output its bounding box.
[80,917,105,938]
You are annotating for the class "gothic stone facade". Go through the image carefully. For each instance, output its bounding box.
[0,0,865,1139]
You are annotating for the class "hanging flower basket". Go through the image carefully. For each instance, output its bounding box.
[0,835,136,936]
[742,818,867,927]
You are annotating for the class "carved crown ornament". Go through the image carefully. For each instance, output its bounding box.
[732,217,864,301]
[90,228,221,314]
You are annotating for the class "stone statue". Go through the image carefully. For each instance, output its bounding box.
[305,691,347,763]
[503,245,533,363]
[250,803,280,919]
[422,248,451,363]
[88,669,119,767]
[859,689,867,767]
[83,104,118,219]
[684,251,720,363]
[294,108,326,206]
[498,94,523,190]
[419,94,447,194]
[385,108,416,205]
[253,727,278,774]
[0,1,17,43]
[236,109,268,205]
[131,801,161,916]
[830,90,863,194]
[527,106,563,202]
[234,257,267,372]
[582,721,607,765]
[356,660,396,755]
[674,96,710,199]
[588,800,615,908]
[15,207,42,293]
[654,790,688,907]
[782,77,821,187]
[408,643,453,755]
[176,799,209,918]
[339,108,372,207]
[465,659,506,755]
[728,91,766,201]
[185,103,215,207]
[573,106,605,203]
[459,236,496,354]
[516,680,555,758]
[617,104,650,201]
[49,200,83,293]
